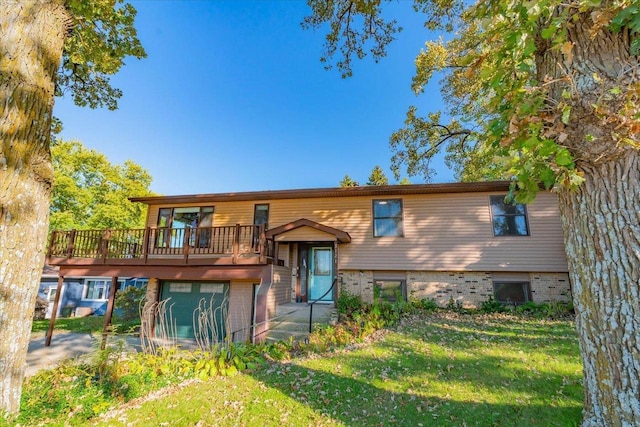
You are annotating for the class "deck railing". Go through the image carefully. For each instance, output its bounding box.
[47,224,273,264]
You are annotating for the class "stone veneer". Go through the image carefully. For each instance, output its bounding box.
[530,273,572,302]
[338,270,375,304]
[339,270,571,308]
[407,271,494,307]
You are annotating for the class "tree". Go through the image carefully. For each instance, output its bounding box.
[366,165,389,186]
[305,1,640,425]
[0,0,144,414]
[339,174,360,187]
[50,140,155,231]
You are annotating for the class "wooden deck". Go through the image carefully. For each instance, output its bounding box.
[47,224,274,267]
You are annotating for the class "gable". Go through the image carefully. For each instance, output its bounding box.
[265,218,351,243]
[274,226,338,242]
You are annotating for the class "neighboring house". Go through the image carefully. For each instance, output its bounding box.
[39,265,147,318]
[47,181,571,342]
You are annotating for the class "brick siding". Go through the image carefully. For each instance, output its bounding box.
[338,270,571,308]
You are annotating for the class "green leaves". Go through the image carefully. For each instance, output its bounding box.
[366,165,389,185]
[305,0,405,78]
[50,139,156,231]
[58,0,146,109]
[555,148,573,166]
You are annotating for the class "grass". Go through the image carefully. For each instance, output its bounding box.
[95,312,583,426]
[31,316,140,335]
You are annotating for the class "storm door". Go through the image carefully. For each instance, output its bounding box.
[308,247,334,302]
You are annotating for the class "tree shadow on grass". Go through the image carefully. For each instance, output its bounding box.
[251,359,581,426]
[250,322,583,426]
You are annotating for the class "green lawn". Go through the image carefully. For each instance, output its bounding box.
[97,312,583,426]
[31,316,140,335]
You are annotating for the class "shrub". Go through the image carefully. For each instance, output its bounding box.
[337,289,366,319]
[410,297,439,312]
[480,296,506,313]
[445,297,467,313]
[516,301,575,320]
[545,300,575,319]
[515,301,546,316]
[115,285,146,322]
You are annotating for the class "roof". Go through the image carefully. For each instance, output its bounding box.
[265,218,352,243]
[130,181,513,205]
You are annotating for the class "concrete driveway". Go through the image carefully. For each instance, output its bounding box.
[26,333,140,377]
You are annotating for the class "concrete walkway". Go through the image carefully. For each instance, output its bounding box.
[26,333,140,377]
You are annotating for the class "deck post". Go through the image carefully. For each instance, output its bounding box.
[142,227,150,263]
[101,276,119,350]
[45,275,65,347]
[47,231,56,259]
[66,229,76,258]
[258,224,266,263]
[232,223,240,264]
[101,229,111,263]
[183,227,191,264]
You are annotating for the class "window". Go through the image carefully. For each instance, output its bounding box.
[84,278,145,300]
[118,278,148,292]
[493,282,531,305]
[84,279,112,300]
[373,199,403,237]
[200,283,225,294]
[168,282,192,293]
[156,206,214,247]
[47,286,57,302]
[158,206,214,229]
[374,280,406,303]
[253,204,269,247]
[490,196,529,236]
[254,204,269,229]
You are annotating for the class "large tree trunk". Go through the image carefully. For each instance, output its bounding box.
[558,153,640,426]
[534,8,640,425]
[0,0,68,415]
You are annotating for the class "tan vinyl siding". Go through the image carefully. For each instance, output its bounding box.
[228,281,254,342]
[144,191,567,273]
[275,226,337,242]
[271,265,292,304]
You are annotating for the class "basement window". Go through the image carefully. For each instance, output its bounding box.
[374,279,406,303]
[493,282,531,305]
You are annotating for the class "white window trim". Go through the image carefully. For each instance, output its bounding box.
[82,277,145,301]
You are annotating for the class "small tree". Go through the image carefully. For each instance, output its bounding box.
[339,174,359,187]
[366,165,389,186]
[115,285,146,323]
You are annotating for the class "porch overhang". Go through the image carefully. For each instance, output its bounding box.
[265,218,351,243]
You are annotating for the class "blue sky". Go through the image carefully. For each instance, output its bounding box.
[53,1,453,196]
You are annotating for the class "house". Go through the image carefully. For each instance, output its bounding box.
[47,181,571,342]
[38,265,148,318]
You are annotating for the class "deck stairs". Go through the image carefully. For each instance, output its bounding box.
[265,302,338,343]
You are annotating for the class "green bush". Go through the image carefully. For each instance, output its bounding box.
[516,301,575,319]
[445,297,468,313]
[337,289,366,319]
[480,296,506,313]
[409,297,439,312]
[115,285,146,322]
